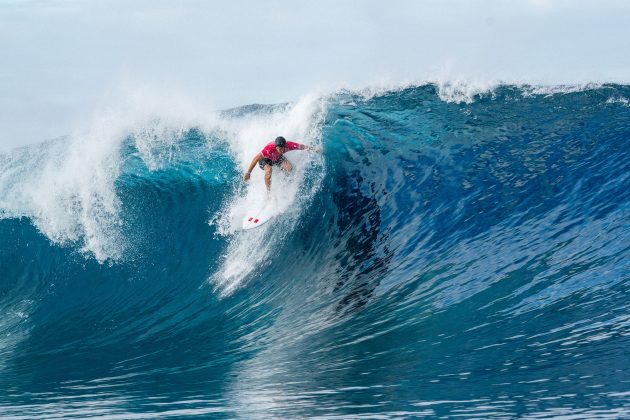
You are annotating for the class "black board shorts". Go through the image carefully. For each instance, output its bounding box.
[258,155,286,170]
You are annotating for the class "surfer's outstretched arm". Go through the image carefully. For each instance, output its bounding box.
[244,153,263,182]
[298,144,322,153]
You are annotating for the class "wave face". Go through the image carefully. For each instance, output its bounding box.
[1,84,629,418]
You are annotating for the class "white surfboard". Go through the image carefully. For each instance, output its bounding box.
[242,201,275,230]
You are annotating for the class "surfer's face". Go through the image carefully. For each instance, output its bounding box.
[276,146,286,154]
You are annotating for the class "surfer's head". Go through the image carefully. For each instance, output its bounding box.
[275,136,287,153]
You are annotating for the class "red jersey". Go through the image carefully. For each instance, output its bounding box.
[261,140,301,162]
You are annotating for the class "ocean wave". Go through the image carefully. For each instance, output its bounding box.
[1,84,629,418]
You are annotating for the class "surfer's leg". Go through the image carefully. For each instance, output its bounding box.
[280,159,293,173]
[264,164,272,193]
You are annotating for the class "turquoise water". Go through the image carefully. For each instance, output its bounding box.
[1,84,629,418]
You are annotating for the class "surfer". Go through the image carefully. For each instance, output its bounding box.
[243,136,319,193]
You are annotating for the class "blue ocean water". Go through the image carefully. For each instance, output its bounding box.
[1,84,629,418]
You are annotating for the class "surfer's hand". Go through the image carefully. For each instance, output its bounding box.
[244,172,251,182]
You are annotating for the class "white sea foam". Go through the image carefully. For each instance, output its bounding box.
[433,80,499,104]
[330,79,610,106]
[520,83,605,97]
[0,85,221,262]
[434,80,612,103]
[606,96,630,106]
[0,120,125,262]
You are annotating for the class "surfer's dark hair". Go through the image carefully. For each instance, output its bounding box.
[275,136,287,147]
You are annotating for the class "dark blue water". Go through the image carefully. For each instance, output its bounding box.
[1,84,629,418]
